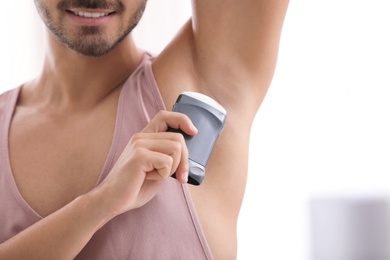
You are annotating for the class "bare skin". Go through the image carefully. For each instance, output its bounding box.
[0,0,289,259]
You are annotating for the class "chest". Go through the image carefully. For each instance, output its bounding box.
[8,108,116,217]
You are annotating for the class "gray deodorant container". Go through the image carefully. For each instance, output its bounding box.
[169,92,227,185]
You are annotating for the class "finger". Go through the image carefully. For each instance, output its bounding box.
[142,110,198,135]
[175,170,188,184]
[133,138,183,175]
[145,171,163,181]
[173,139,189,184]
[132,132,190,182]
[142,150,173,179]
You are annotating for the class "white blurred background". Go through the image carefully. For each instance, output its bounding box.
[1,1,390,259]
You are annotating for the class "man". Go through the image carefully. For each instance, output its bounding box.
[0,0,289,259]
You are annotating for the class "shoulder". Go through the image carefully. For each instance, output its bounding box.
[0,87,20,136]
[0,87,20,111]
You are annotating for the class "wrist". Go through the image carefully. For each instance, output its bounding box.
[78,187,116,230]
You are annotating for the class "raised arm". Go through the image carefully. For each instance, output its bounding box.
[152,2,290,258]
[155,0,289,118]
[191,0,289,111]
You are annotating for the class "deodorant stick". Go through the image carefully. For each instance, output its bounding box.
[169,92,227,185]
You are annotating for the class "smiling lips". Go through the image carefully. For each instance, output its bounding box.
[71,11,110,18]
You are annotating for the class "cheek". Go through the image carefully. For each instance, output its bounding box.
[35,0,62,27]
[34,0,49,20]
[124,2,147,29]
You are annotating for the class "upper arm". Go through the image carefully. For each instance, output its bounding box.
[190,0,289,113]
[154,0,289,117]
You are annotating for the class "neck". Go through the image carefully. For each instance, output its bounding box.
[22,31,143,112]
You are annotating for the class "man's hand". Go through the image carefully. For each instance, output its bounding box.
[96,110,198,218]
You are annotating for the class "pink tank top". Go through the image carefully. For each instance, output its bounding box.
[0,54,213,259]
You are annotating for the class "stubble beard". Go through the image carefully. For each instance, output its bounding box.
[34,0,147,57]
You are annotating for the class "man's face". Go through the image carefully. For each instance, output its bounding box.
[34,0,147,57]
